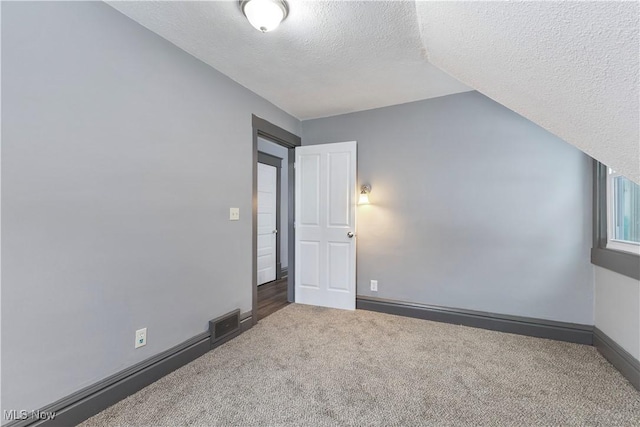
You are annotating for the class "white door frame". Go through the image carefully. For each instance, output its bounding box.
[252,116,301,326]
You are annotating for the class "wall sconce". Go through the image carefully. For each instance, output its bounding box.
[240,0,289,33]
[359,185,371,205]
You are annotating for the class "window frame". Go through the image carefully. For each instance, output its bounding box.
[592,161,640,280]
[606,168,640,255]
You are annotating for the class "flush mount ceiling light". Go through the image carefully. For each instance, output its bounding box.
[240,0,289,33]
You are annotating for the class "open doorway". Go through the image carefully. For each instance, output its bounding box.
[252,116,301,324]
[256,142,287,320]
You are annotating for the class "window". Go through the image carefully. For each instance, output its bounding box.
[591,161,640,280]
[606,168,640,255]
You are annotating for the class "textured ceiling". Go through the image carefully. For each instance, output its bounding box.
[106,1,471,120]
[108,1,638,181]
[416,1,640,183]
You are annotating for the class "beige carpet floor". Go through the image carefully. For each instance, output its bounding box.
[80,304,640,426]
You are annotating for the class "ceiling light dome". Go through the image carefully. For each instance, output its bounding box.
[240,0,289,33]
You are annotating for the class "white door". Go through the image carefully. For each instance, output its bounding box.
[257,162,278,285]
[295,141,357,310]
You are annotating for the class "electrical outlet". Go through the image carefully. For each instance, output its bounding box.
[229,208,240,221]
[370,280,378,292]
[135,328,147,349]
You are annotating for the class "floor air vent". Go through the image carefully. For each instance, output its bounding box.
[209,309,240,347]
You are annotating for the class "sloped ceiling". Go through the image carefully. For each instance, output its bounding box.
[108,1,638,181]
[416,1,640,183]
[107,1,470,120]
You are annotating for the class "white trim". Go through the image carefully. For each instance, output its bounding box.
[606,167,617,244]
[606,240,640,256]
[606,168,640,255]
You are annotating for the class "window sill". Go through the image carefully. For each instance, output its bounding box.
[591,247,640,280]
[607,240,640,255]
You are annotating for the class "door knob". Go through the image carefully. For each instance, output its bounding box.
[272,229,278,234]
[347,231,355,238]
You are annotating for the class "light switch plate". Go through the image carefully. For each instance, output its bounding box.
[229,208,240,221]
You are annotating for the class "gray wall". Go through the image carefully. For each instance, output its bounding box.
[257,137,288,269]
[1,2,299,416]
[594,266,640,360]
[302,91,594,325]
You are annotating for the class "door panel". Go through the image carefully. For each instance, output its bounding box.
[327,242,350,291]
[327,152,351,227]
[300,154,321,226]
[257,162,278,285]
[299,241,320,288]
[295,141,356,310]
